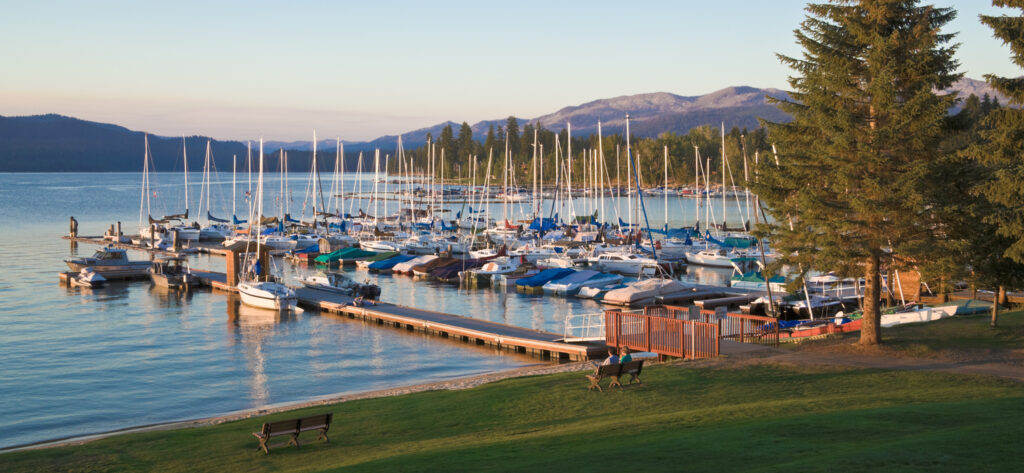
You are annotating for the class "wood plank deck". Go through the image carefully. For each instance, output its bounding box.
[293,287,605,361]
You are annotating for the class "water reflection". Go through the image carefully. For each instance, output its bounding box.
[147,283,194,308]
[227,298,297,406]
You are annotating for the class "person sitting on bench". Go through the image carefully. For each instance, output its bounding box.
[592,347,618,375]
[619,346,632,364]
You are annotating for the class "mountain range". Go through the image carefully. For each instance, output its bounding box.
[0,78,1005,172]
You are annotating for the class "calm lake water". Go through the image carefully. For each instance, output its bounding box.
[0,172,735,449]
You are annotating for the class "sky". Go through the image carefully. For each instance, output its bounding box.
[0,1,1018,142]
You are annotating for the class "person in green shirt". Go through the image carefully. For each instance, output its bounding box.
[619,346,632,363]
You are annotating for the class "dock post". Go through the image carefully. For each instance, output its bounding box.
[150,224,157,248]
[173,229,180,251]
[69,216,78,238]
[116,221,122,241]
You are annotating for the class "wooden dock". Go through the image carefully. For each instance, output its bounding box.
[63,235,232,257]
[292,287,605,361]
[183,271,605,361]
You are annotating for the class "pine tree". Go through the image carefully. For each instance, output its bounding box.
[970,0,1024,325]
[756,1,960,345]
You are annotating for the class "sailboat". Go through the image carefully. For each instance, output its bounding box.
[237,138,298,311]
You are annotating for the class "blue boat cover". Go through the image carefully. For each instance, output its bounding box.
[516,268,575,288]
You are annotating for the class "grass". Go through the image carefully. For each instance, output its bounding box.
[2,362,1022,472]
[789,309,1024,360]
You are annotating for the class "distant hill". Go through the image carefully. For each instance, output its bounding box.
[0,114,250,172]
[0,78,1006,171]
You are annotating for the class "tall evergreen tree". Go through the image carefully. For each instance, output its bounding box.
[457,121,474,161]
[970,0,1024,324]
[505,116,520,158]
[756,1,960,345]
[484,124,496,153]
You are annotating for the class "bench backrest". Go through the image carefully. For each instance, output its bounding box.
[621,360,643,376]
[597,363,623,377]
[264,419,301,435]
[300,413,332,430]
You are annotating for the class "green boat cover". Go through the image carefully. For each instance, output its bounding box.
[314,247,378,263]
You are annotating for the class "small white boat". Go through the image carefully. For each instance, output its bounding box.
[298,272,381,299]
[65,247,152,278]
[70,267,107,288]
[589,251,659,275]
[237,281,298,311]
[685,248,741,268]
[360,239,401,252]
[262,235,298,251]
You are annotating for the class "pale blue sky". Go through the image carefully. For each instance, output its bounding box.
[0,1,1016,141]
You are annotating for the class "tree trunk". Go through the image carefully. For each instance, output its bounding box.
[991,285,1004,327]
[860,252,882,345]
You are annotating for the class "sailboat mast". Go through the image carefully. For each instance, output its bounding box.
[312,130,318,225]
[232,154,237,219]
[664,145,669,230]
[721,122,727,231]
[598,122,604,226]
[532,127,538,219]
[182,136,189,218]
[696,147,704,229]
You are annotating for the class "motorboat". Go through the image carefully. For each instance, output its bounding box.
[69,267,107,288]
[291,233,321,250]
[298,272,381,299]
[509,245,557,264]
[402,235,439,255]
[237,280,298,311]
[536,255,576,269]
[65,246,152,278]
[589,251,659,276]
[602,278,692,306]
[361,239,402,253]
[262,234,298,251]
[747,293,845,320]
[684,248,742,268]
[149,257,199,289]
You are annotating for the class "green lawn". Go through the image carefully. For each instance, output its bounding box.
[881,309,1024,352]
[789,309,1024,358]
[2,362,1022,472]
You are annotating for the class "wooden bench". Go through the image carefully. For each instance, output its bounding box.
[621,360,644,385]
[252,413,332,454]
[587,363,623,392]
[586,360,645,392]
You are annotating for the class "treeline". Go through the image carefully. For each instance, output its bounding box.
[390,117,776,189]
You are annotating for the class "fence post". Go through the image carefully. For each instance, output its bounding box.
[645,315,651,353]
[717,318,722,352]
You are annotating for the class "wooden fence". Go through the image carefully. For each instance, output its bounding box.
[701,309,780,347]
[604,310,719,359]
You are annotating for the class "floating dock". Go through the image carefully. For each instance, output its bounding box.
[182,270,605,361]
[292,287,605,361]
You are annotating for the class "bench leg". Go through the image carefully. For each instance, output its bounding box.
[630,374,642,385]
[586,375,603,392]
[290,432,300,449]
[609,375,623,390]
[257,438,269,454]
[318,427,329,443]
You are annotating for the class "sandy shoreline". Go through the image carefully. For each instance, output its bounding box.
[1,361,594,454]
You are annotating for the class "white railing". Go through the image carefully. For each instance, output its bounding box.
[562,312,608,342]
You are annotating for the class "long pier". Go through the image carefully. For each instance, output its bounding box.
[188,269,603,360]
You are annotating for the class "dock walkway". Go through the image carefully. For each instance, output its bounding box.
[294,287,604,361]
